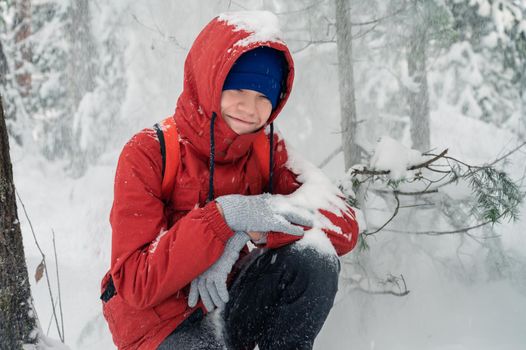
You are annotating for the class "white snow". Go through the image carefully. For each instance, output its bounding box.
[279,138,358,233]
[475,0,491,17]
[295,228,337,256]
[23,330,71,350]
[369,136,425,180]
[481,32,498,48]
[7,2,526,350]
[218,11,284,46]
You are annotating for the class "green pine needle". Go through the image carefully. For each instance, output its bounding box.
[467,167,523,223]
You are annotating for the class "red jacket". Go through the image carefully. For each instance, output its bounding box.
[101,15,359,350]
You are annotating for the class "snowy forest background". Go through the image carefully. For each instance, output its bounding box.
[1,0,526,349]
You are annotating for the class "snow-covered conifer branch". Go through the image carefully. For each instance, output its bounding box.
[342,138,525,239]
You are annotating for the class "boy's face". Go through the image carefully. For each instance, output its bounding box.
[220,89,273,135]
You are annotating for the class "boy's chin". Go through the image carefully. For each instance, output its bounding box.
[231,129,252,136]
[227,123,260,135]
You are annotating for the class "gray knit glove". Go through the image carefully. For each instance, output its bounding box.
[215,193,313,236]
[187,232,250,311]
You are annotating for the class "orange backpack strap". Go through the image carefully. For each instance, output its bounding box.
[253,130,271,186]
[153,116,180,201]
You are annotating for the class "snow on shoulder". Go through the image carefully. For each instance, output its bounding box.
[370,136,425,180]
[218,11,284,46]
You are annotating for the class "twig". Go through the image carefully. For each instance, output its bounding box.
[400,274,408,293]
[354,286,410,297]
[339,271,410,298]
[487,140,526,167]
[275,1,326,15]
[228,0,249,10]
[410,149,449,170]
[52,229,65,341]
[424,153,474,169]
[396,188,438,195]
[350,5,408,27]
[351,149,448,176]
[318,145,343,168]
[362,192,400,236]
[292,39,336,54]
[425,165,451,174]
[348,273,410,297]
[352,21,380,40]
[16,190,63,342]
[399,203,435,209]
[131,14,186,50]
[384,210,508,236]
[46,299,59,336]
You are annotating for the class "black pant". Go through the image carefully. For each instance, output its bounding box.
[158,244,340,350]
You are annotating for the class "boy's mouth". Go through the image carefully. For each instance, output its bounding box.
[227,115,254,125]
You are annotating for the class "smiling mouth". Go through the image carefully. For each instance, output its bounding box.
[227,115,253,125]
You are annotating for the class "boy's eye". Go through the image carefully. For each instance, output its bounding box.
[258,94,270,101]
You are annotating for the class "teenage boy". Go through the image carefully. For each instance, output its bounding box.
[101,12,359,350]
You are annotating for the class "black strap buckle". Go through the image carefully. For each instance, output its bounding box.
[100,275,116,302]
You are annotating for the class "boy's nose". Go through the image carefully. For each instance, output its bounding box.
[238,97,257,116]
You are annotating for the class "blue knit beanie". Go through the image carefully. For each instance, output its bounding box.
[222,46,286,109]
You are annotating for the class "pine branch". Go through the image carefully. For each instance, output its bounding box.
[352,149,448,176]
[349,143,524,238]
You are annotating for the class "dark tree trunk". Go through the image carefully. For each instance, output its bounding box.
[335,0,360,171]
[0,96,37,349]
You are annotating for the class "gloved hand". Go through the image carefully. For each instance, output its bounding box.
[215,193,313,236]
[188,232,250,311]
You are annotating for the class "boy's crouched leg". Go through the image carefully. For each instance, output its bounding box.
[223,244,340,350]
[157,309,224,350]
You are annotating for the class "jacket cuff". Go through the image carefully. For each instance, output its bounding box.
[265,231,301,249]
[202,201,235,243]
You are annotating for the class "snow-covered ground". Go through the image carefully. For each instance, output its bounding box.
[14,104,526,350]
[10,2,526,349]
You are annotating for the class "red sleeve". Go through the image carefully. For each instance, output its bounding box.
[265,136,359,256]
[109,129,234,309]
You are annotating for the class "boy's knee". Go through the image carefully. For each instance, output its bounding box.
[273,244,340,286]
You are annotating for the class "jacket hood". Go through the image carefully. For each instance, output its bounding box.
[174,11,295,163]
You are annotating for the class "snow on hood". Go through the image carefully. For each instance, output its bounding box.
[218,11,284,47]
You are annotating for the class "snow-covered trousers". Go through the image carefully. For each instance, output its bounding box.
[157,244,340,350]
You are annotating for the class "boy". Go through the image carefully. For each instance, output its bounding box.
[101,11,359,350]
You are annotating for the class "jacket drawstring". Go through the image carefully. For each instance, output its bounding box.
[268,122,274,194]
[208,112,217,202]
[207,113,274,202]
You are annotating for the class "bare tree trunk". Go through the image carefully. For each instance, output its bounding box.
[406,2,430,152]
[64,0,97,176]
[14,0,32,97]
[335,0,360,171]
[0,96,37,349]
